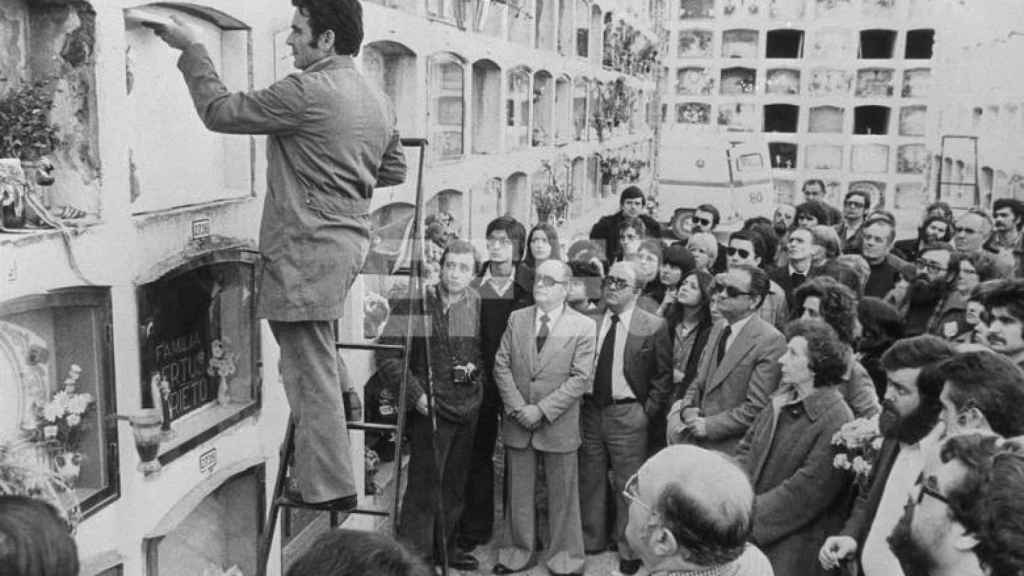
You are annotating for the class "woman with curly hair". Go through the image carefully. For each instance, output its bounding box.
[734,319,854,576]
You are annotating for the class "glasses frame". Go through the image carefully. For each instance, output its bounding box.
[623,472,656,517]
[603,276,633,291]
[726,246,751,259]
[535,275,568,288]
[711,282,753,299]
[915,481,950,506]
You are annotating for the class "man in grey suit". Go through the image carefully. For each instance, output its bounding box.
[667,264,785,455]
[580,261,673,576]
[493,260,596,576]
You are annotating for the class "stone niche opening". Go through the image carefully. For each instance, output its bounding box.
[471,59,502,154]
[136,245,260,464]
[0,0,101,216]
[125,4,253,214]
[144,463,264,576]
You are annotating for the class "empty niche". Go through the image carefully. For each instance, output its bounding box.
[856,68,894,97]
[766,69,800,95]
[859,29,896,59]
[471,59,501,154]
[769,142,797,169]
[677,102,712,124]
[429,54,466,159]
[506,67,531,150]
[677,67,715,95]
[808,28,854,59]
[815,0,853,18]
[721,67,756,95]
[905,29,934,59]
[894,182,927,210]
[718,102,758,131]
[902,68,930,98]
[554,75,571,143]
[532,70,553,146]
[678,29,713,57]
[808,68,852,97]
[766,29,804,58]
[722,29,758,58]
[505,172,528,220]
[679,0,715,19]
[126,5,252,214]
[899,105,927,136]
[851,144,890,173]
[809,106,844,133]
[362,41,417,136]
[854,105,890,134]
[805,144,843,170]
[769,0,804,19]
[896,144,927,174]
[575,0,589,57]
[764,104,799,132]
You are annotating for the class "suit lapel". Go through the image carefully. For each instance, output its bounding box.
[523,306,540,374]
[708,318,759,390]
[535,306,570,375]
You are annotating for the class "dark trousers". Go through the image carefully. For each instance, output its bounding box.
[399,410,478,563]
[458,401,500,545]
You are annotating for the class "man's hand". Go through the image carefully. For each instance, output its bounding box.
[415,394,429,416]
[818,536,857,570]
[516,405,545,430]
[689,416,707,438]
[681,407,701,425]
[147,15,199,51]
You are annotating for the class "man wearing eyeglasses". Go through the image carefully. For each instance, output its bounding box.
[622,445,774,576]
[837,190,871,254]
[589,186,661,263]
[893,243,967,339]
[667,265,785,455]
[579,261,672,576]
[726,230,789,330]
[690,204,729,274]
[493,260,596,576]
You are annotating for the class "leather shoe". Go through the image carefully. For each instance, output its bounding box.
[446,552,479,572]
[279,487,357,512]
[618,558,643,575]
[492,563,517,575]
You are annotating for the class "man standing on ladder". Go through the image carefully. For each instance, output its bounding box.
[150,0,407,510]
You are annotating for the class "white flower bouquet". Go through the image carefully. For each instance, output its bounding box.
[831,414,882,490]
[35,364,95,453]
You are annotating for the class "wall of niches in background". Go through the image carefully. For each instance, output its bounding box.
[661,0,935,217]
[0,0,101,215]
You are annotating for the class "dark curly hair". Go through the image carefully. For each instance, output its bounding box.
[292,0,364,56]
[784,319,849,388]
[793,276,858,345]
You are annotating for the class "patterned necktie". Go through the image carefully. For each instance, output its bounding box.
[594,314,620,406]
[536,313,550,352]
[716,325,733,365]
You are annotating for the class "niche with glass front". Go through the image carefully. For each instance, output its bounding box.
[429,53,466,160]
[678,29,714,58]
[766,69,799,95]
[680,0,715,19]
[902,68,930,98]
[532,71,554,146]
[678,67,715,95]
[136,248,260,463]
[899,105,927,136]
[851,144,890,173]
[555,75,572,143]
[722,29,758,58]
[0,288,118,517]
[721,67,756,95]
[805,144,843,170]
[808,106,845,133]
[506,67,532,150]
[856,68,895,98]
[125,4,252,214]
[573,78,590,141]
[472,59,502,154]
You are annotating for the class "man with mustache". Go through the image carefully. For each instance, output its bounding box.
[818,335,956,576]
[981,279,1024,370]
[896,243,967,339]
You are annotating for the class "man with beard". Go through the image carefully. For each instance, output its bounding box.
[982,279,1024,369]
[818,335,957,576]
[897,243,967,339]
[894,215,953,264]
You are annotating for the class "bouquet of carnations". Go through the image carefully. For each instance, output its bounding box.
[831,414,883,491]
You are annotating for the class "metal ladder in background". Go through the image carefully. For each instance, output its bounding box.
[936,135,980,208]
[256,137,431,576]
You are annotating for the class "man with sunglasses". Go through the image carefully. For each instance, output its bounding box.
[493,260,596,576]
[589,186,661,262]
[622,445,773,576]
[668,265,785,454]
[690,204,729,274]
[727,230,789,330]
[837,189,871,254]
[579,261,672,576]
[152,0,406,512]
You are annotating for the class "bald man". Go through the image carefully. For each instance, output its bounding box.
[623,445,774,576]
[493,260,596,576]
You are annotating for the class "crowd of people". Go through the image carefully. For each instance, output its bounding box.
[361,180,1024,576]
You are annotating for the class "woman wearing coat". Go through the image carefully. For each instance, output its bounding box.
[734,318,854,576]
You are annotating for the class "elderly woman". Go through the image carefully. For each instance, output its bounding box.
[734,319,854,576]
[687,232,718,272]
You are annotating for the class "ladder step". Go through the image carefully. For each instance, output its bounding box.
[399,137,428,147]
[346,422,398,433]
[274,496,390,517]
[336,342,406,352]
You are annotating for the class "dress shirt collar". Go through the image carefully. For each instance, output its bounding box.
[603,302,635,331]
[726,313,754,337]
[788,261,811,276]
[536,303,565,329]
[482,262,516,296]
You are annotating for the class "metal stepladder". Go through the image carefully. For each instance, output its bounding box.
[256,137,442,576]
[935,135,980,208]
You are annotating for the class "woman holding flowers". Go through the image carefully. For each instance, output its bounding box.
[734,319,854,576]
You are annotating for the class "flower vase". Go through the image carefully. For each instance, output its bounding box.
[127,409,163,475]
[217,375,231,405]
[53,451,83,487]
